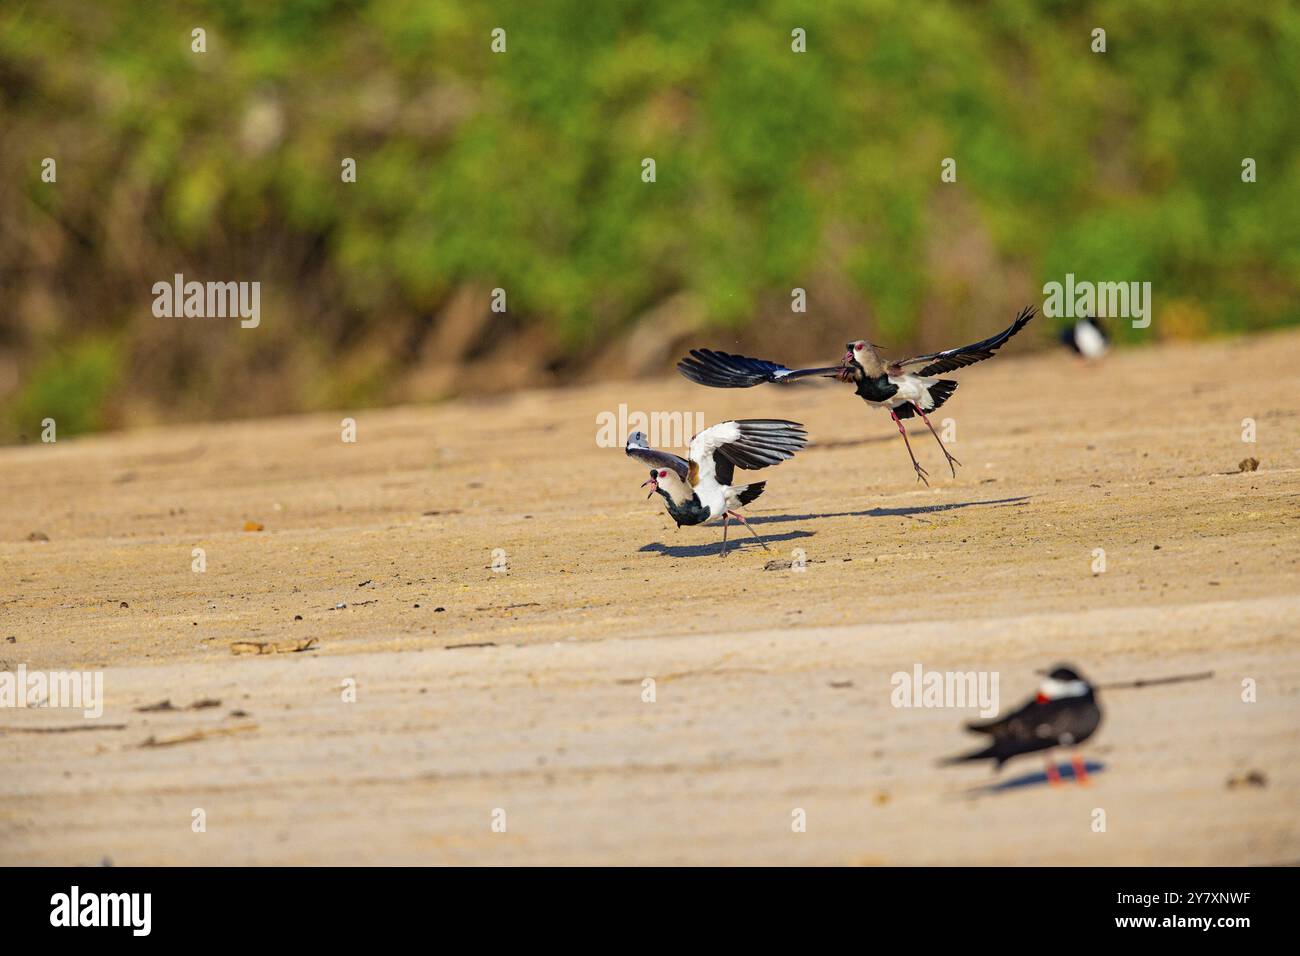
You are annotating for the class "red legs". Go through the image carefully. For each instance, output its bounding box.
[727,510,771,553]
[911,402,961,478]
[889,408,929,485]
[1044,753,1063,787]
[1071,754,1090,786]
[1044,751,1092,787]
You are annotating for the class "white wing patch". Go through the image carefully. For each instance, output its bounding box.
[689,420,742,487]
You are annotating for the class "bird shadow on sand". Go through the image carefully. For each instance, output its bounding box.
[639,529,815,559]
[956,760,1106,798]
[742,495,1031,526]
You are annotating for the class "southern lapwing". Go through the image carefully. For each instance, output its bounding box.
[624,419,807,557]
[1060,316,1108,360]
[941,665,1102,785]
[677,306,1034,485]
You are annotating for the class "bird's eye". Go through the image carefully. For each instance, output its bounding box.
[659,470,668,478]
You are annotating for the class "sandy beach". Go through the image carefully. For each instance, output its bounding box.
[2,330,1297,865]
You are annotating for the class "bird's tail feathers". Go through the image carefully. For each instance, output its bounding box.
[938,742,1000,767]
[925,379,958,410]
[895,379,958,419]
[734,481,766,506]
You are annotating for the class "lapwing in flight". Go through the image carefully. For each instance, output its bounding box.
[677,306,1034,485]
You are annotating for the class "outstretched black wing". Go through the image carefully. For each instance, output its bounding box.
[690,419,808,487]
[677,348,842,389]
[892,305,1035,377]
[625,431,689,481]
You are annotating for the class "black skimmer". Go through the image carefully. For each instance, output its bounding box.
[1060,316,1108,360]
[676,306,1034,485]
[942,665,1102,785]
[625,419,807,557]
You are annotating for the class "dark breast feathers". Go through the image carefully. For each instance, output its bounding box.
[854,374,899,404]
[656,489,711,527]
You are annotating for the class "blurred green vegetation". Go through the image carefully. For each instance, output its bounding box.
[9,336,121,438]
[1,0,1298,439]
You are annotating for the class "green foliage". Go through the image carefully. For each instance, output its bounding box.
[1,0,1297,437]
[9,337,122,440]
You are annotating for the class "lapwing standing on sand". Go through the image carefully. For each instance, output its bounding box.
[1060,316,1108,361]
[624,419,807,557]
[677,306,1034,485]
[941,665,1102,785]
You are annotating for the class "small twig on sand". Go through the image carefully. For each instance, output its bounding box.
[1096,670,1214,690]
[140,723,257,748]
[0,723,128,734]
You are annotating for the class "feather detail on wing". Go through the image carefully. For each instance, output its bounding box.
[624,431,689,480]
[890,305,1035,377]
[688,419,807,487]
[677,349,842,388]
